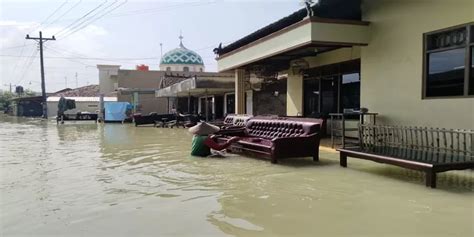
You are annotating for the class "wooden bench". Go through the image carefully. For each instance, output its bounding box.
[338,124,474,188]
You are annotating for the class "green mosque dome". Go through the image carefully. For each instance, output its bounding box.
[160,38,204,65]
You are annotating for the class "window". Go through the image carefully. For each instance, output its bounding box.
[200,68,203,72]
[424,23,474,98]
[341,73,361,110]
[225,94,235,115]
[166,67,171,71]
[303,59,361,117]
[183,66,189,72]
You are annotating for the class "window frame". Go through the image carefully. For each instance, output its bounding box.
[422,22,474,99]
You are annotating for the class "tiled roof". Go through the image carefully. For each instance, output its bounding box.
[215,0,361,56]
[54,85,100,97]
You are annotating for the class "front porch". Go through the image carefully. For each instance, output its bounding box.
[216,16,370,133]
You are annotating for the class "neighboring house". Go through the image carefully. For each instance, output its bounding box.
[47,97,117,118]
[155,72,234,120]
[99,36,249,118]
[214,0,474,129]
[46,85,116,117]
[9,96,43,117]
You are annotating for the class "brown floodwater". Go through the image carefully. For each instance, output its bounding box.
[1,115,473,237]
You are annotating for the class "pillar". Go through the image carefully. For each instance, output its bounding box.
[235,68,246,114]
[98,93,104,122]
[286,71,303,116]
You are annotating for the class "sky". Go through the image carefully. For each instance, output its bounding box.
[0,0,302,93]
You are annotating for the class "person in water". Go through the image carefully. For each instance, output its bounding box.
[189,122,240,157]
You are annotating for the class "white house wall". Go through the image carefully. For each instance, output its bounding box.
[361,0,474,129]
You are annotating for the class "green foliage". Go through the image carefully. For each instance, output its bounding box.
[0,91,14,108]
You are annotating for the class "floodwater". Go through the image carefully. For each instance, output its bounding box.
[1,115,473,237]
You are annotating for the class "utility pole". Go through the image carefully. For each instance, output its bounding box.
[26,31,55,119]
[75,72,78,88]
[65,76,68,88]
[9,83,12,93]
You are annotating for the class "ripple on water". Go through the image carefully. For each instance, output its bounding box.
[1,117,473,237]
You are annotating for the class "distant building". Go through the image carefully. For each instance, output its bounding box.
[98,36,243,119]
[46,85,116,117]
[9,96,43,117]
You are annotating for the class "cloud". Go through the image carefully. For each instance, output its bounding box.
[1,20,108,92]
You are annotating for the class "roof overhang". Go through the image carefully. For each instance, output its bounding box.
[46,97,117,102]
[155,76,234,98]
[217,17,369,72]
[117,88,157,95]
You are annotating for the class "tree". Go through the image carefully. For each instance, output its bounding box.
[0,91,14,110]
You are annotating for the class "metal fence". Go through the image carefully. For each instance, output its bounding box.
[359,124,474,156]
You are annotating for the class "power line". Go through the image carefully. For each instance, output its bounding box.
[11,42,29,81]
[43,0,83,29]
[54,0,108,36]
[17,49,39,85]
[43,46,96,67]
[0,43,36,50]
[0,54,159,61]
[58,0,119,38]
[60,0,127,40]
[109,1,216,18]
[30,0,69,33]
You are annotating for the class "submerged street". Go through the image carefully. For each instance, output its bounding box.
[0,116,472,236]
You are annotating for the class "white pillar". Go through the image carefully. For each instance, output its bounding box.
[235,68,246,114]
[246,90,253,115]
[286,71,303,116]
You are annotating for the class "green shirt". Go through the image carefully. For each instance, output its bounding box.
[191,135,211,157]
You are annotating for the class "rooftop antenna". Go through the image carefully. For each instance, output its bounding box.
[301,0,318,17]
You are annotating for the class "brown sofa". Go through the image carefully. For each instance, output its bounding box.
[218,118,323,163]
[215,114,252,136]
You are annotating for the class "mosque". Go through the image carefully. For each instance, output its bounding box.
[159,35,205,72]
[97,35,237,120]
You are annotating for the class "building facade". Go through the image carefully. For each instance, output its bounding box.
[215,0,474,129]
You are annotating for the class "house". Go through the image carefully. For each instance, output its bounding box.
[214,0,474,129]
[9,96,43,117]
[46,85,117,117]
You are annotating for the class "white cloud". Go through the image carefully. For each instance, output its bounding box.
[0,20,108,92]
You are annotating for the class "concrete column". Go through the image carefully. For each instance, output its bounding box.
[286,71,303,116]
[98,93,104,122]
[235,68,246,114]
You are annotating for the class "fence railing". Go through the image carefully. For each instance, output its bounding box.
[359,124,474,156]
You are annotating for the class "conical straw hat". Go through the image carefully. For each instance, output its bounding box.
[188,122,220,135]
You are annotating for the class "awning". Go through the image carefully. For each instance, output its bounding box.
[155,76,234,98]
[217,17,369,72]
[117,88,157,95]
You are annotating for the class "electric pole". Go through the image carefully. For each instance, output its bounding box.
[26,31,55,119]
[75,72,78,88]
